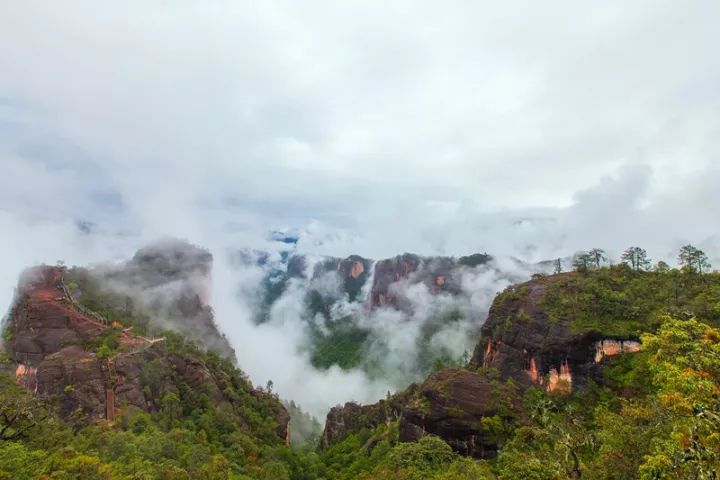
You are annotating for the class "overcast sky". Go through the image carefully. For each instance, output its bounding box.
[1,0,719,284]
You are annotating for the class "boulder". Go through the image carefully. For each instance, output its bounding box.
[400,369,516,458]
[36,345,107,419]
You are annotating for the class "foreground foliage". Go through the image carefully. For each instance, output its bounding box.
[1,266,719,478]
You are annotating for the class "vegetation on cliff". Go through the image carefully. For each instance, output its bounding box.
[540,264,720,336]
[1,248,719,479]
[318,257,720,480]
[0,266,299,479]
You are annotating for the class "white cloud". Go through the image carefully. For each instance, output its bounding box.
[1,0,720,415]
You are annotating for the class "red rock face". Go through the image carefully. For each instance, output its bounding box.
[11,266,105,367]
[15,364,37,392]
[547,360,572,393]
[594,339,641,363]
[370,255,422,307]
[6,263,289,442]
[36,345,107,419]
[528,357,540,384]
[368,254,460,308]
[471,274,641,393]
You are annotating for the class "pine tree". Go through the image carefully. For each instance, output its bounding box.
[621,246,651,271]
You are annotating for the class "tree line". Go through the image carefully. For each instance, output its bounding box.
[549,244,713,274]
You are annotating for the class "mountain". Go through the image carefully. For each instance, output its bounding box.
[238,248,529,381]
[318,264,720,478]
[0,243,294,478]
[69,238,237,360]
[1,242,719,479]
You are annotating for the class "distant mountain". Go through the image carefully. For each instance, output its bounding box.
[232,248,536,380]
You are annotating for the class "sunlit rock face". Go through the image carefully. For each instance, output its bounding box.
[15,364,37,392]
[594,339,641,363]
[547,360,572,393]
[347,261,365,279]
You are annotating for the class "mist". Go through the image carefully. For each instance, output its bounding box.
[2,0,720,418]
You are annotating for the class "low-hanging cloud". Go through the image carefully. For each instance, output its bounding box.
[1,0,720,417]
[205,247,538,418]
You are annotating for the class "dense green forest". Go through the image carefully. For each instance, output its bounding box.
[2,314,717,479]
[1,247,719,479]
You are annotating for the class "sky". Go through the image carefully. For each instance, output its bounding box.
[1,1,720,413]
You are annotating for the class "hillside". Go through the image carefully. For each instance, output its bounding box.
[0,256,294,478]
[1,248,719,479]
[317,264,720,479]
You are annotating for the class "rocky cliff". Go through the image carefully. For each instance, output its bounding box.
[84,238,237,360]
[321,271,644,457]
[3,261,289,442]
[257,251,495,322]
[470,272,640,392]
[321,367,519,458]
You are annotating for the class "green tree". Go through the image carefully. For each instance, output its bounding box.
[572,252,593,273]
[160,392,183,429]
[0,442,45,479]
[44,448,113,479]
[678,244,712,274]
[638,317,720,479]
[588,248,607,269]
[386,435,457,479]
[0,376,51,441]
[621,246,651,271]
[498,392,594,480]
[655,260,671,273]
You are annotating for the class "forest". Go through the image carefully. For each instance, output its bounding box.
[0,245,718,479]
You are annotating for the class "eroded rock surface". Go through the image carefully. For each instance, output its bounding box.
[322,272,644,457]
[471,273,641,392]
[3,260,289,444]
[400,369,517,458]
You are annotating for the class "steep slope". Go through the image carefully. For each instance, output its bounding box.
[320,266,720,461]
[246,250,521,379]
[470,272,641,392]
[3,262,289,441]
[68,238,237,360]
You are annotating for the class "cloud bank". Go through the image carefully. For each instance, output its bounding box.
[1,1,719,415]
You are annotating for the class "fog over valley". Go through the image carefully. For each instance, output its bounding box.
[1,2,719,478]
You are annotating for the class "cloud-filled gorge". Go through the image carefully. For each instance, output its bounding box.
[2,0,720,424]
[210,246,536,417]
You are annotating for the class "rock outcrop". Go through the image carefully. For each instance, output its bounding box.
[95,239,237,360]
[369,254,465,308]
[257,251,497,318]
[36,345,107,419]
[322,386,416,447]
[9,266,105,367]
[470,273,641,392]
[399,369,517,458]
[322,271,643,457]
[3,260,289,443]
[322,368,517,458]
